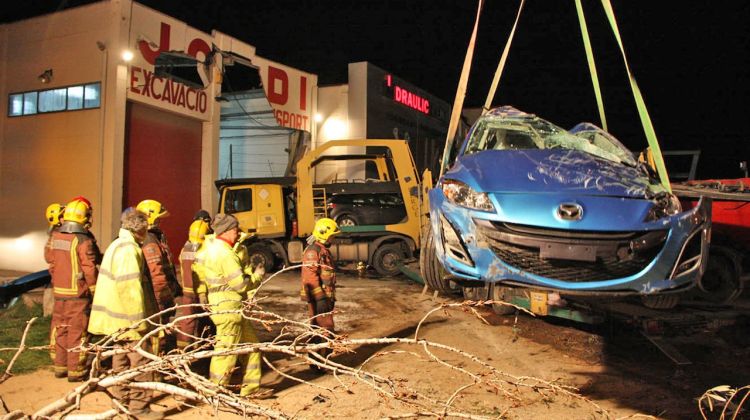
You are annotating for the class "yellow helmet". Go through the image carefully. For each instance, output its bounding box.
[45,203,64,226]
[313,217,340,242]
[136,199,170,226]
[188,219,210,244]
[63,197,92,225]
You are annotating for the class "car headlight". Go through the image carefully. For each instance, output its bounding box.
[645,192,682,221]
[441,179,495,212]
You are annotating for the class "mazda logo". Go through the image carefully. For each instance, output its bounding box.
[557,203,583,221]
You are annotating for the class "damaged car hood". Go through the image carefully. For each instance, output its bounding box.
[447,149,664,198]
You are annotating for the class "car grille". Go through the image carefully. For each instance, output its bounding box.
[477,221,667,282]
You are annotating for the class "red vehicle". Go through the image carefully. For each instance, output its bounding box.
[673,178,750,303]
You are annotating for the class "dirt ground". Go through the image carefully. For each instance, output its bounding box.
[1,269,749,419]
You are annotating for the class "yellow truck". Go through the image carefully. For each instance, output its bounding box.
[215,139,430,276]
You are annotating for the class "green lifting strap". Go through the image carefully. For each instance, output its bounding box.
[574,0,608,131]
[441,0,484,177]
[600,0,672,191]
[482,0,526,116]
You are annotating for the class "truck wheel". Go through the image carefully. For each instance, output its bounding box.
[372,244,404,277]
[641,294,680,309]
[247,245,275,273]
[696,253,743,304]
[420,225,457,295]
[490,284,517,315]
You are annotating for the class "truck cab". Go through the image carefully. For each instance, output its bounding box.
[216,139,429,276]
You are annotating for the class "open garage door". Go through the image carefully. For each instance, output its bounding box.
[124,102,202,258]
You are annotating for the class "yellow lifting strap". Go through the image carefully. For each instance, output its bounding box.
[441,0,484,177]
[482,0,526,116]
[599,0,671,191]
[574,0,608,131]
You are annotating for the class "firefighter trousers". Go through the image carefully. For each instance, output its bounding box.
[209,312,261,396]
[112,339,155,411]
[175,293,198,350]
[51,298,90,380]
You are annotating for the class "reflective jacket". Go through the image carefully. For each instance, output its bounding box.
[142,228,179,310]
[196,237,261,312]
[300,241,336,303]
[48,222,101,299]
[88,228,159,341]
[192,234,214,298]
[179,240,201,296]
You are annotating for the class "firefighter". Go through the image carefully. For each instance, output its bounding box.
[136,200,179,323]
[88,208,162,419]
[44,202,64,363]
[43,202,64,266]
[175,218,211,350]
[47,197,101,382]
[198,213,265,396]
[301,217,340,364]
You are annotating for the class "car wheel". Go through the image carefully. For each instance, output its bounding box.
[490,284,517,315]
[462,283,490,301]
[336,215,358,227]
[695,251,743,304]
[246,244,275,273]
[372,244,404,277]
[641,294,680,310]
[420,225,458,295]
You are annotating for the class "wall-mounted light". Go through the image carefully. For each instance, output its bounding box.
[314,113,323,123]
[121,50,134,62]
[38,69,53,84]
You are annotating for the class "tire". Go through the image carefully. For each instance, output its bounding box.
[420,225,457,295]
[695,253,743,304]
[372,244,405,277]
[336,214,358,227]
[246,244,275,273]
[641,294,680,310]
[490,284,517,315]
[462,283,490,301]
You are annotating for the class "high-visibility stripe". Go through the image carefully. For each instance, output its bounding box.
[55,236,81,295]
[180,251,196,260]
[90,304,144,321]
[205,268,243,286]
[99,268,141,283]
[51,239,71,251]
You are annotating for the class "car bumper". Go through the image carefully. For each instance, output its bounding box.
[428,191,712,295]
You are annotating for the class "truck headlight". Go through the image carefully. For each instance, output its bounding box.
[442,179,495,212]
[645,192,682,221]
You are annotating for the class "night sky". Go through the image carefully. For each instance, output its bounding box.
[3,0,749,179]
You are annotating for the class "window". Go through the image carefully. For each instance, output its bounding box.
[7,82,101,117]
[23,92,37,115]
[84,83,100,108]
[39,88,67,113]
[67,86,84,110]
[8,94,22,116]
[224,189,253,214]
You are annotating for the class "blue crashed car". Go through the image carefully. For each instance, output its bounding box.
[424,106,711,309]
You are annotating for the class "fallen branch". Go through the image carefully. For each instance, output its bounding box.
[0,317,37,384]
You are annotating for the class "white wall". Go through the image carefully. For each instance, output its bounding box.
[0,1,120,271]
